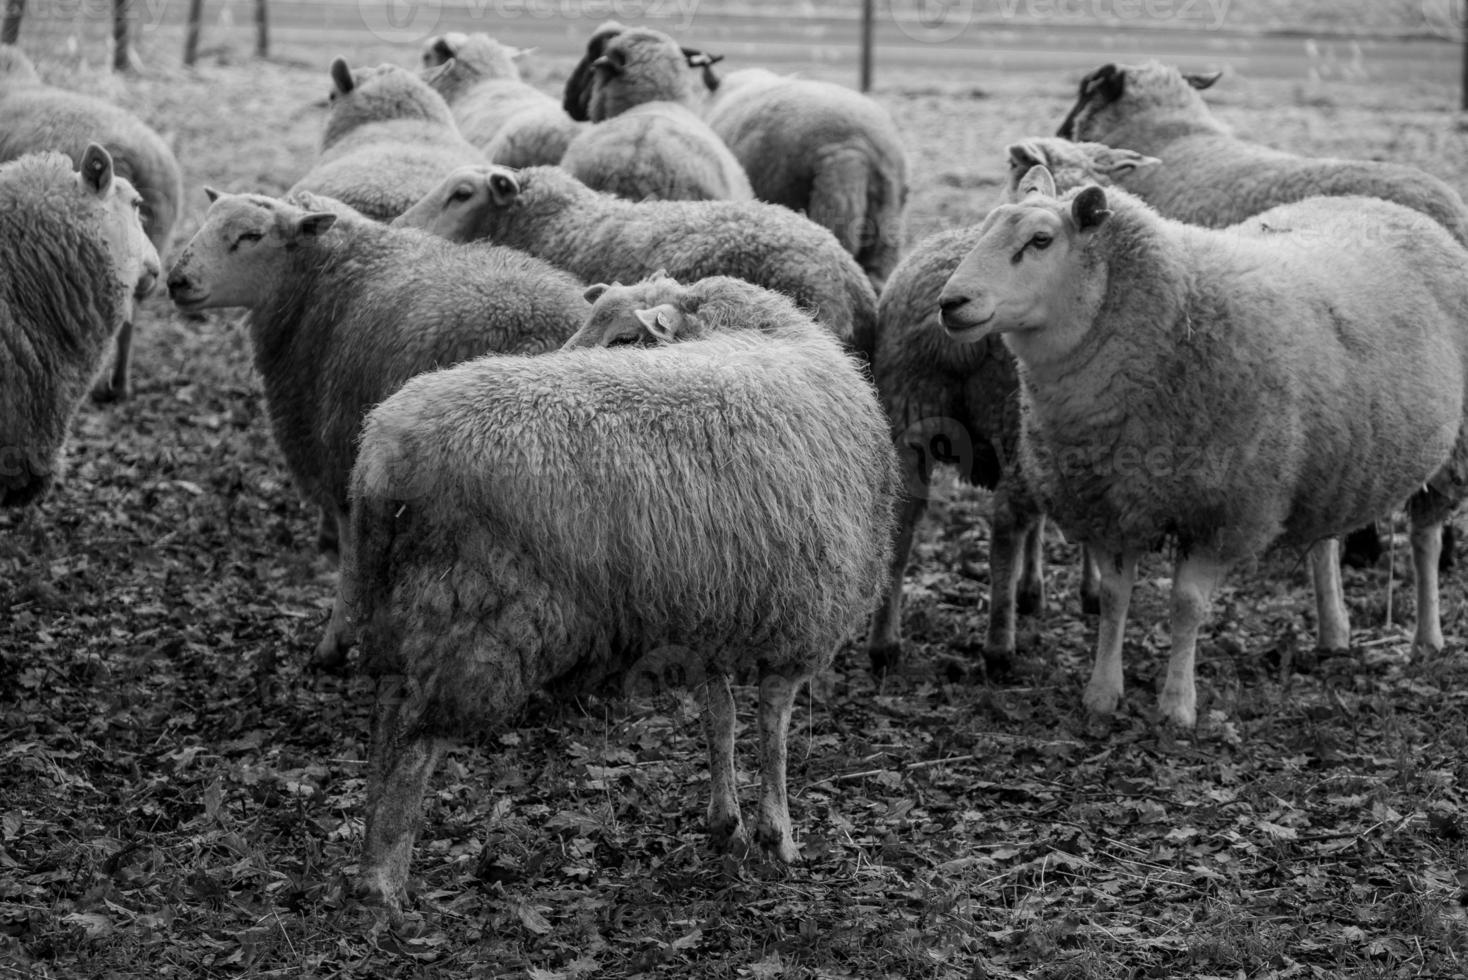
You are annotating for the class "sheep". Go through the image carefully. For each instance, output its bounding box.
[1,145,159,506]
[418,32,582,168]
[0,45,182,402]
[699,66,909,293]
[1056,59,1468,573]
[557,26,752,202]
[394,164,876,349]
[343,325,899,921]
[164,189,589,667]
[288,57,484,222]
[562,272,822,348]
[937,165,1468,727]
[867,137,1158,676]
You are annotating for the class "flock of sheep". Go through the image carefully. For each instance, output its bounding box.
[3,24,1468,925]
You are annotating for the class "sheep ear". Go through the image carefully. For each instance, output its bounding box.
[1007,141,1045,171]
[421,58,453,85]
[294,211,338,239]
[1072,186,1111,231]
[635,305,680,343]
[1081,63,1124,100]
[80,143,113,194]
[1184,69,1223,90]
[583,283,610,303]
[592,53,624,77]
[487,170,520,206]
[329,57,354,96]
[428,35,456,63]
[1097,147,1162,178]
[203,186,222,203]
[681,47,723,69]
[1018,164,1057,198]
[510,46,537,60]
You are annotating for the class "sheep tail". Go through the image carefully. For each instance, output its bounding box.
[807,147,871,264]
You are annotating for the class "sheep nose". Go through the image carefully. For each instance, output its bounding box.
[136,268,158,299]
[166,270,191,298]
[938,295,967,319]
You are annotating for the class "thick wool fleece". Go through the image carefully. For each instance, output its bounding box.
[566,273,826,347]
[1059,60,1468,243]
[0,152,133,505]
[560,100,752,202]
[703,67,908,291]
[292,63,484,221]
[347,328,898,730]
[1006,190,1468,559]
[448,165,873,348]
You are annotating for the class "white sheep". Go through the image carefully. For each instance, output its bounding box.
[700,66,909,292]
[394,164,875,349]
[418,32,582,168]
[1,145,159,506]
[1058,59,1468,574]
[557,26,752,202]
[562,272,822,348]
[165,189,588,667]
[868,138,1158,675]
[938,166,1468,727]
[0,45,182,402]
[345,325,898,922]
[289,57,484,222]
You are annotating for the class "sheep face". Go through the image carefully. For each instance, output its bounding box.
[1056,62,1222,142]
[938,166,1111,362]
[166,192,337,312]
[393,164,519,243]
[1005,138,1161,199]
[562,275,692,349]
[81,145,161,316]
[563,21,628,120]
[585,28,699,121]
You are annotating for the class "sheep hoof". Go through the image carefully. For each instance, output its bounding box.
[981,645,1015,681]
[1411,635,1445,659]
[310,636,352,674]
[1082,683,1121,717]
[1080,592,1101,616]
[756,825,801,865]
[1156,690,1196,728]
[353,876,407,932]
[711,820,752,859]
[89,379,128,404]
[867,640,904,676]
[1016,584,1045,617]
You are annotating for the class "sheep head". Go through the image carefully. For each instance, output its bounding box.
[1056,61,1223,143]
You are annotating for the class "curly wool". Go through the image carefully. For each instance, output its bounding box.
[437,165,873,347]
[346,328,899,732]
[569,273,825,347]
[0,152,129,505]
[1059,61,1468,243]
[292,63,484,222]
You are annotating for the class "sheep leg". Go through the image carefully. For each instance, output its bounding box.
[312,506,357,672]
[1157,553,1229,728]
[702,670,749,856]
[1410,520,1445,654]
[1309,538,1350,652]
[985,490,1035,673]
[1082,549,1137,717]
[754,671,804,864]
[867,494,927,674]
[1079,545,1101,616]
[359,675,442,924]
[90,320,133,403]
[1016,515,1047,617]
[317,507,341,562]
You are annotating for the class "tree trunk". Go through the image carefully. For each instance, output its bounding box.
[112,0,131,72]
[183,0,203,66]
[1,0,24,45]
[254,0,267,58]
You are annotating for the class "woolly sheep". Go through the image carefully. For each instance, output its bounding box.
[288,57,484,222]
[0,45,182,402]
[867,137,1158,675]
[164,189,588,667]
[395,164,875,348]
[558,27,752,202]
[562,272,822,348]
[418,32,582,168]
[344,325,898,921]
[1057,59,1468,571]
[937,167,1468,727]
[700,66,909,293]
[0,145,159,506]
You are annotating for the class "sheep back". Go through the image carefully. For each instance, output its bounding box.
[348,330,898,731]
[559,101,752,202]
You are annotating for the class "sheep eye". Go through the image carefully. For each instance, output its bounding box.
[448,186,474,204]
[608,333,640,347]
[1030,232,1053,250]
[231,231,263,251]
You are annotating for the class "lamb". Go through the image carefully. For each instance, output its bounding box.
[418,32,582,168]
[557,26,752,202]
[164,189,589,667]
[562,272,822,348]
[0,45,182,402]
[1057,59,1468,572]
[344,324,899,922]
[0,145,159,506]
[699,66,909,292]
[394,164,876,348]
[288,57,484,222]
[867,138,1158,676]
[937,165,1468,727]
